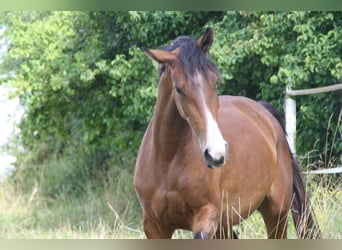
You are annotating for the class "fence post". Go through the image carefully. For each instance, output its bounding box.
[285,87,296,154]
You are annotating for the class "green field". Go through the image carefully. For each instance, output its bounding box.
[0,166,340,239]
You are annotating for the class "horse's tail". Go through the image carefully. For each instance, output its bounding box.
[291,155,321,238]
[258,101,321,239]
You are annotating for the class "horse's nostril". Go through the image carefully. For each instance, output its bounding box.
[204,148,211,161]
[216,156,224,166]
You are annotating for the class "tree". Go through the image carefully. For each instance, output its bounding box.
[211,11,342,164]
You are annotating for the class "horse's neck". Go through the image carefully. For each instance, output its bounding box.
[151,77,190,160]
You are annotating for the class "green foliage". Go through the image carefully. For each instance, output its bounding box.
[0,11,223,198]
[212,11,342,160]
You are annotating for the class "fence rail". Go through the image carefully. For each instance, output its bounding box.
[305,166,342,175]
[286,83,342,96]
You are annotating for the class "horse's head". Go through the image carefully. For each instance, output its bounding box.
[143,28,228,169]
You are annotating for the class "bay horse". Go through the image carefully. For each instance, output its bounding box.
[134,28,320,239]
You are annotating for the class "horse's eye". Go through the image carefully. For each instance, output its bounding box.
[175,87,184,96]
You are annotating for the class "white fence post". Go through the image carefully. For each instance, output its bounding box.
[285,87,296,155]
[284,83,342,161]
[284,83,342,174]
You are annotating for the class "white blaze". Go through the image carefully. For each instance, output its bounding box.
[203,106,227,161]
[192,71,227,163]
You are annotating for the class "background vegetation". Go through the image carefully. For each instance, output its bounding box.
[0,11,341,238]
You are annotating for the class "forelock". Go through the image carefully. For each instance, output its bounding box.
[158,35,220,80]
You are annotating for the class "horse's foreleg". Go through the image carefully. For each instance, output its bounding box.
[143,215,173,239]
[192,204,219,239]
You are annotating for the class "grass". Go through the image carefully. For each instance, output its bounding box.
[308,175,342,239]
[233,174,342,239]
[0,155,341,239]
[0,162,145,239]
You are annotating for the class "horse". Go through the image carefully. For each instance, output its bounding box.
[134,27,321,239]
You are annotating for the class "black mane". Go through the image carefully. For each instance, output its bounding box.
[158,35,220,79]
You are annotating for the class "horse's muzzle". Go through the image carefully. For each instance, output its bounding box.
[204,142,228,169]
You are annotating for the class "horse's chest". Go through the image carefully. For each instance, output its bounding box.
[164,190,193,229]
[164,166,213,228]
[137,154,215,230]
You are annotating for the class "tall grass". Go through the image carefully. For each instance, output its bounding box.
[234,174,341,239]
[1,128,341,239]
[0,164,341,239]
[0,153,145,239]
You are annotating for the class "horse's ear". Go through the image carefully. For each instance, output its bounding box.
[196,27,214,53]
[142,47,177,65]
